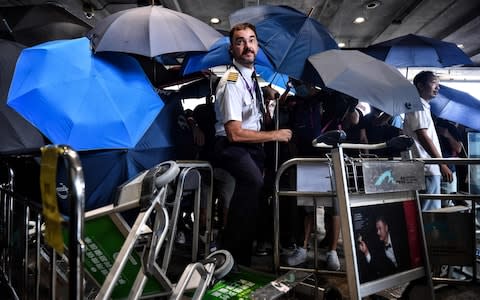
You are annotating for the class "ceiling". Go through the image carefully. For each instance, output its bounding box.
[1,0,479,66]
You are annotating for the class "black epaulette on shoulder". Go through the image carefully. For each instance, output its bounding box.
[227,70,239,83]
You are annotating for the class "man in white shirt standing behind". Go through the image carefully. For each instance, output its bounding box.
[403,71,453,211]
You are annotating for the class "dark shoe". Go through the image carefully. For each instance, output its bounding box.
[255,241,270,256]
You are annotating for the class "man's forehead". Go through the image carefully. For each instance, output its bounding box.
[233,28,256,39]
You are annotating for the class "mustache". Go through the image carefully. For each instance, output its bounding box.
[242,47,255,55]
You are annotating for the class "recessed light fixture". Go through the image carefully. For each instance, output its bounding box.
[457,44,464,49]
[365,1,381,9]
[338,42,346,48]
[210,17,221,24]
[353,17,366,24]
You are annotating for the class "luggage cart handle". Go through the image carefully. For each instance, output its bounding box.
[313,130,414,152]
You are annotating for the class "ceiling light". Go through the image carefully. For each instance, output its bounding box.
[210,17,221,24]
[457,44,464,49]
[365,1,381,9]
[353,17,366,24]
[338,42,346,48]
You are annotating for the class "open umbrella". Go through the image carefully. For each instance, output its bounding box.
[87,5,222,58]
[6,4,92,47]
[181,36,289,87]
[0,106,46,155]
[229,5,338,80]
[7,37,163,151]
[305,49,423,116]
[361,34,473,68]
[182,36,272,75]
[0,39,25,104]
[431,84,480,131]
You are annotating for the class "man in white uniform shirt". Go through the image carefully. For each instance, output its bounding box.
[213,23,292,266]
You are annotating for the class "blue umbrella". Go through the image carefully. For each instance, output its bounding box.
[181,36,289,88]
[362,34,473,67]
[229,5,338,80]
[7,37,163,151]
[57,94,189,211]
[431,85,480,131]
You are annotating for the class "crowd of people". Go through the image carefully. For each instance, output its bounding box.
[165,22,469,273]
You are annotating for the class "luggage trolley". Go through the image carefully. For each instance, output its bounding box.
[82,160,233,300]
[268,131,435,299]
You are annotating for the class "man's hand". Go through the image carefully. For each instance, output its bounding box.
[274,129,292,142]
[440,164,453,183]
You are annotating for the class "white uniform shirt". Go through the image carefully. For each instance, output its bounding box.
[214,60,263,137]
[403,98,441,176]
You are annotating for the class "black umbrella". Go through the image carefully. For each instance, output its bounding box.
[1,4,92,47]
[0,106,46,155]
[0,39,24,104]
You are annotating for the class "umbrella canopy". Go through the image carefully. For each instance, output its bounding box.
[87,5,223,58]
[181,36,273,75]
[431,85,480,131]
[361,34,473,67]
[305,49,423,116]
[56,87,193,211]
[181,36,289,87]
[7,4,92,47]
[0,106,46,155]
[7,37,164,151]
[229,5,338,80]
[0,39,25,104]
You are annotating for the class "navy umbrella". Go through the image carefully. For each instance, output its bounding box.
[362,34,473,67]
[229,5,338,80]
[181,36,290,87]
[431,84,480,131]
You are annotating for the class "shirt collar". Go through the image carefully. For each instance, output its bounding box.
[233,60,255,81]
[420,97,431,110]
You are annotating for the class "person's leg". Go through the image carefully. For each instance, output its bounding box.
[326,198,341,271]
[440,171,457,207]
[218,145,264,266]
[423,175,441,211]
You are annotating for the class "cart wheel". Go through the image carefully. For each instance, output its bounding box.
[206,249,234,279]
[154,161,180,188]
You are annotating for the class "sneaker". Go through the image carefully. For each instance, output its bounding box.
[286,247,307,266]
[326,250,340,271]
[255,241,269,256]
[175,231,186,244]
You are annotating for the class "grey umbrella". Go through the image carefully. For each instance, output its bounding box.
[305,49,423,116]
[87,5,223,58]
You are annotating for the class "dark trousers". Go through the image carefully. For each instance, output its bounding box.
[214,137,264,266]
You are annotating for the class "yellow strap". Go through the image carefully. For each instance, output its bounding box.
[40,146,64,254]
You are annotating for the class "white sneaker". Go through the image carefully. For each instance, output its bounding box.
[286,247,307,266]
[175,231,186,244]
[326,250,340,271]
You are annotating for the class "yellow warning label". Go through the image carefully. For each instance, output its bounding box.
[40,146,64,254]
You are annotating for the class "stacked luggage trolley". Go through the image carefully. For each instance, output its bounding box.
[270,131,437,299]
[0,146,233,299]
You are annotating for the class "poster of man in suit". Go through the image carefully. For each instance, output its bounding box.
[352,200,423,283]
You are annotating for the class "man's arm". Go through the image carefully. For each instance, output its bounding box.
[225,120,291,143]
[416,128,453,182]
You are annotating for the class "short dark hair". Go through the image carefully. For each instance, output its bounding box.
[229,23,257,44]
[413,71,437,88]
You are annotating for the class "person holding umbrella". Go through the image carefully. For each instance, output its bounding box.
[213,22,292,266]
[403,71,453,211]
